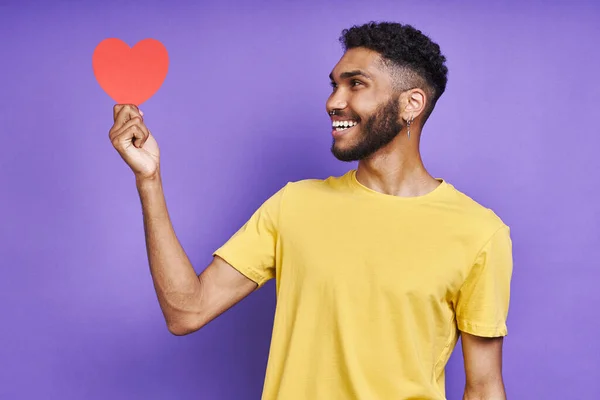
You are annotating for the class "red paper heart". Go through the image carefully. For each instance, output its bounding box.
[92,38,169,106]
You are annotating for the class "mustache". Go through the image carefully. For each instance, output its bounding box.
[330,110,361,121]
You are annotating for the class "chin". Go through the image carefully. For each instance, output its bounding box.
[330,142,361,162]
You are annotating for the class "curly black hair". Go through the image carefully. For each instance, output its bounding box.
[340,22,448,120]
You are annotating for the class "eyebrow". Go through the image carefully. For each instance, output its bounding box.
[329,69,372,82]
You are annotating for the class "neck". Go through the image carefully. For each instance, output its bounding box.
[355,129,440,197]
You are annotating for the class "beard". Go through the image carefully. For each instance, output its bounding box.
[330,95,404,162]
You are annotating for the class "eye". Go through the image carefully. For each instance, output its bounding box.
[351,79,363,87]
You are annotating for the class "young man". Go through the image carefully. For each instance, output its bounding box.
[109,22,512,400]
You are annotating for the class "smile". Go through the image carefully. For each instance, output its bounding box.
[331,120,359,138]
[332,120,358,132]
[331,121,358,132]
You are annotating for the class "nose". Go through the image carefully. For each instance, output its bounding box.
[326,90,348,115]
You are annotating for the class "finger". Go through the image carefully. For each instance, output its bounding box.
[110,106,141,140]
[110,115,149,146]
[113,104,124,121]
[134,123,150,148]
[113,104,134,123]
[113,104,141,127]
[111,115,143,141]
[112,124,145,150]
[129,124,145,148]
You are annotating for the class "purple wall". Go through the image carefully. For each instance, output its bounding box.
[1,0,599,398]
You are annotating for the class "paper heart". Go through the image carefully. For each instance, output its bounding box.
[92,38,169,106]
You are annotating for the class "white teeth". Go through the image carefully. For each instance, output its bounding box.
[332,120,357,129]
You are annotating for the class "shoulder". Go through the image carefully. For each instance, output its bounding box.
[269,172,352,217]
[442,182,510,239]
[258,172,350,213]
[282,171,352,197]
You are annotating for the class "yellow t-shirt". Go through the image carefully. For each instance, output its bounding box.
[213,170,513,400]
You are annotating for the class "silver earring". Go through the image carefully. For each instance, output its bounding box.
[406,117,413,139]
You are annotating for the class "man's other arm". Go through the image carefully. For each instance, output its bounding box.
[461,332,507,400]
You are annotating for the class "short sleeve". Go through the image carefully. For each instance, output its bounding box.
[212,185,287,288]
[455,225,513,337]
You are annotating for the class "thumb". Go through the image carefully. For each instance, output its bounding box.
[113,104,125,121]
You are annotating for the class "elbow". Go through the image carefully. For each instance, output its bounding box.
[167,323,194,336]
[166,315,205,336]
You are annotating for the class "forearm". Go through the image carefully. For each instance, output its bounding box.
[136,173,202,334]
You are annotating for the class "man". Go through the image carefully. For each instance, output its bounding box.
[109,22,512,400]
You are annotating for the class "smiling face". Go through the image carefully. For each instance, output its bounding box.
[327,47,406,162]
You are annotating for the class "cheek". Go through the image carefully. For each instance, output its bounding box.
[350,103,375,121]
[349,91,380,116]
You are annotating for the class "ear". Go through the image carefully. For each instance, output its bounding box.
[401,88,427,122]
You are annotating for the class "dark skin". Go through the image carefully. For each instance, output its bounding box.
[109,46,505,400]
[327,47,506,400]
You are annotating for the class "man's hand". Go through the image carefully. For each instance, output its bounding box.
[461,332,507,400]
[109,104,160,181]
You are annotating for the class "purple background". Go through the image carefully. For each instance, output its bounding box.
[1,0,599,398]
